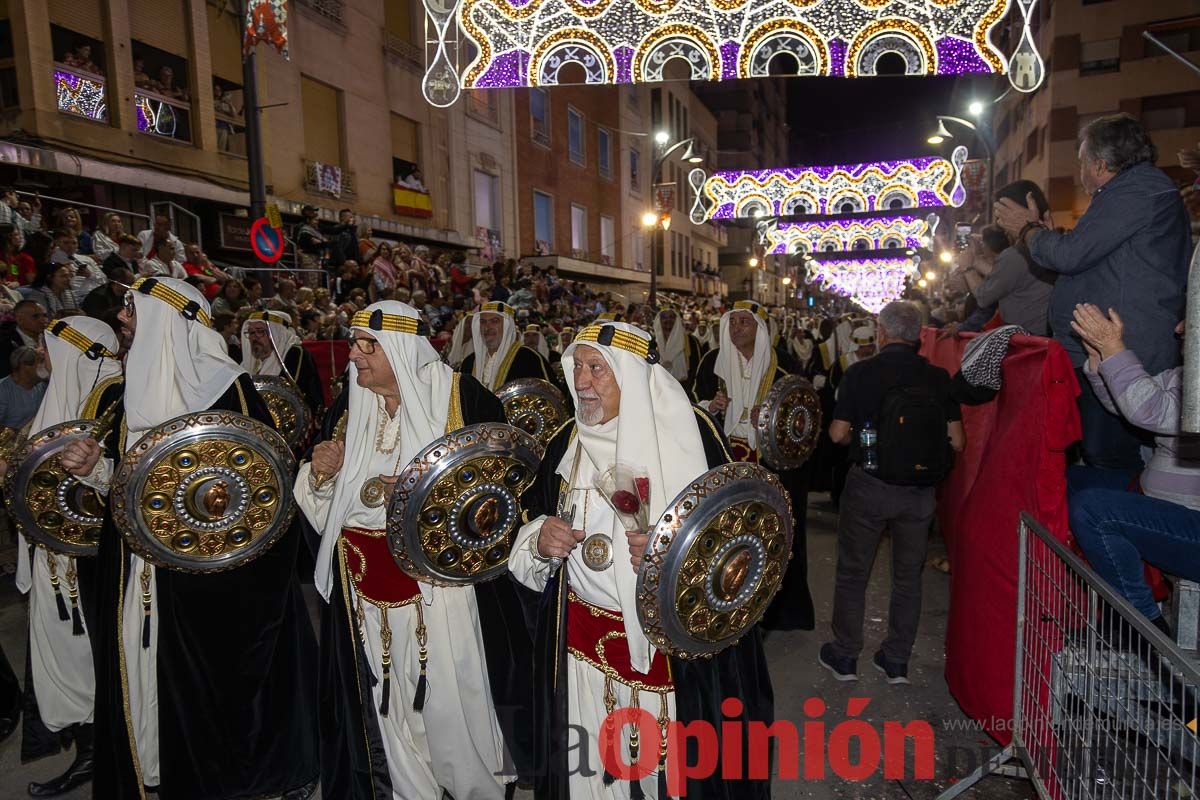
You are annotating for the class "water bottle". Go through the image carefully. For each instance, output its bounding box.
[859,422,879,473]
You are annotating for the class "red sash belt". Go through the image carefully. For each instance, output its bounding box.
[730,437,759,464]
[340,527,421,607]
[567,592,672,690]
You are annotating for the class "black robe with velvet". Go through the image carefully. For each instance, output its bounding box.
[284,344,326,419]
[20,378,124,762]
[523,409,773,800]
[91,373,319,800]
[460,344,552,389]
[314,373,538,799]
[690,347,815,631]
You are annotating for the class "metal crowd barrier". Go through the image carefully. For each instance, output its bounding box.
[225,264,331,292]
[939,512,1200,799]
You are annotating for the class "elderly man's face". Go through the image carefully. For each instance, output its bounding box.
[246,321,273,359]
[349,333,398,396]
[659,311,676,336]
[728,311,759,350]
[16,303,47,336]
[479,313,505,352]
[572,345,620,426]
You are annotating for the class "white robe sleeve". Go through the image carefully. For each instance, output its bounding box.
[509,514,551,593]
[77,457,113,495]
[294,461,336,532]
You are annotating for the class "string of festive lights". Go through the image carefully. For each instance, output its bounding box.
[424,0,1029,106]
[767,215,933,255]
[700,148,967,221]
[805,255,920,314]
[55,69,108,122]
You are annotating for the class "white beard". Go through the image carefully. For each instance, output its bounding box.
[578,399,604,427]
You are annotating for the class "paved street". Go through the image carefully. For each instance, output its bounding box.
[0,498,1033,800]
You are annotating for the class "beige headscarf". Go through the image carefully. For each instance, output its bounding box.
[240,310,302,377]
[714,302,772,448]
[124,277,244,445]
[559,322,708,673]
[652,310,688,382]
[313,301,452,601]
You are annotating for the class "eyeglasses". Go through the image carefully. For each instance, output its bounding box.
[349,337,378,355]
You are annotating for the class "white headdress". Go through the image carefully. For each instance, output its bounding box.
[560,322,708,673]
[240,310,302,377]
[714,301,772,447]
[651,309,688,382]
[470,302,517,390]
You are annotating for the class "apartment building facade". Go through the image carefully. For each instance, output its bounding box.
[0,0,518,262]
[989,0,1200,225]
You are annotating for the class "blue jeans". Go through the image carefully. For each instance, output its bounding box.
[1069,484,1200,620]
[1075,367,1147,471]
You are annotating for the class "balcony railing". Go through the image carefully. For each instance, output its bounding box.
[382,29,421,68]
[135,89,192,143]
[216,111,246,156]
[298,0,344,25]
[54,63,108,123]
[304,159,356,199]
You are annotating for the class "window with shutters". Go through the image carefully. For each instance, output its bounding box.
[391,113,427,194]
[1080,38,1120,75]
[302,75,344,168]
[533,191,554,253]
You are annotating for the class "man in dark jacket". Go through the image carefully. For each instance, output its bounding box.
[0,300,48,379]
[327,208,358,268]
[996,113,1190,470]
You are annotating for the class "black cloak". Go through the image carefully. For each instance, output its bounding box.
[523,409,774,800]
[91,373,319,800]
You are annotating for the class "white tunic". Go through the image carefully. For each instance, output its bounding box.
[510,467,675,800]
[295,432,508,800]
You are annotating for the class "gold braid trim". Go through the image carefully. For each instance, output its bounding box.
[48,320,116,358]
[445,374,463,433]
[130,277,212,327]
[80,376,123,420]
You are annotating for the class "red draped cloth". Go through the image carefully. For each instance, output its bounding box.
[919,329,1081,745]
[301,340,349,407]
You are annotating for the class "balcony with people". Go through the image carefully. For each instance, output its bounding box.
[131,44,192,144]
[52,28,108,124]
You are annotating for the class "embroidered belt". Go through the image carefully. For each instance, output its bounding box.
[729,437,759,464]
[566,591,672,776]
[339,528,429,719]
[340,527,421,607]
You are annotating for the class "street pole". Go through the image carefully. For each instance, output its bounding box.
[239,0,267,219]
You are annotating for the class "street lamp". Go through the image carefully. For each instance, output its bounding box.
[647,131,706,307]
[749,256,760,268]
[928,110,996,222]
[641,211,658,228]
[939,251,953,264]
[918,278,928,288]
[925,270,937,281]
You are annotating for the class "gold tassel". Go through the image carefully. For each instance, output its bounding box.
[657,691,670,771]
[602,675,617,786]
[412,602,428,711]
[378,607,392,716]
[140,562,152,649]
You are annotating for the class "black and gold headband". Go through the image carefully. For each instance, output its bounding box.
[733,300,768,320]
[130,277,212,327]
[48,320,116,360]
[481,302,515,317]
[351,309,429,337]
[246,311,292,328]
[574,324,660,364]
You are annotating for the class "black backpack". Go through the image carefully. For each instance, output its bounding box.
[875,383,953,486]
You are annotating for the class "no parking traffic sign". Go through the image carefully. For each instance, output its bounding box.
[250,217,284,264]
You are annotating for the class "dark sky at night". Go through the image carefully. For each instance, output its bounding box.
[784,73,1002,166]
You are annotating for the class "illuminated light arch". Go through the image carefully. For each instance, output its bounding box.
[529,31,615,85]
[782,191,818,216]
[878,185,919,210]
[806,255,921,314]
[739,19,829,78]
[846,19,938,77]
[735,194,772,218]
[788,240,811,255]
[634,25,720,82]
[828,192,866,215]
[850,236,873,250]
[766,215,930,254]
[444,0,1023,98]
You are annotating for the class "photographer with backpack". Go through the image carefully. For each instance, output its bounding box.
[818,301,965,684]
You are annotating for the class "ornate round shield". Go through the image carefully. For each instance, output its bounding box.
[388,423,543,586]
[753,375,822,470]
[7,421,106,557]
[111,412,297,572]
[253,376,313,451]
[496,378,569,448]
[636,463,793,659]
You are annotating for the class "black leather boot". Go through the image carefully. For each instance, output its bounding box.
[28,723,93,797]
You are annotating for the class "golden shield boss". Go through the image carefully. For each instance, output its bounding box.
[253,375,313,451]
[7,421,107,557]
[636,463,793,659]
[111,412,297,572]
[496,378,569,448]
[753,374,822,470]
[388,423,543,586]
